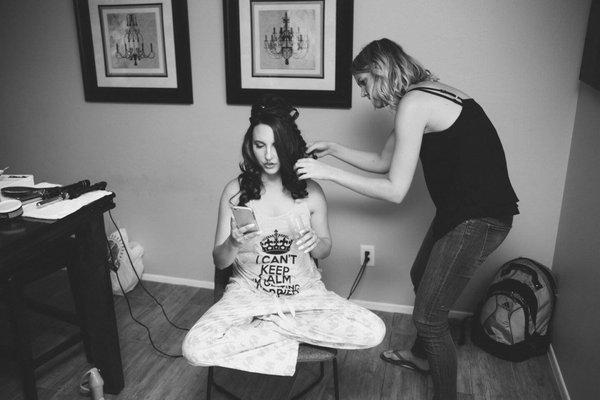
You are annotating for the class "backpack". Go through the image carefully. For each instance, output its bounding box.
[471,257,557,362]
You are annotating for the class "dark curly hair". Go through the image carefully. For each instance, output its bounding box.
[235,95,309,206]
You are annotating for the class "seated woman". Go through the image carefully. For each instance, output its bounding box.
[182,95,386,376]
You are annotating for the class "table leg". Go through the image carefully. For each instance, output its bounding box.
[73,213,124,394]
[66,242,94,363]
[7,275,39,400]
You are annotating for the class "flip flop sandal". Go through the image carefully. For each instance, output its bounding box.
[79,367,105,399]
[380,349,430,375]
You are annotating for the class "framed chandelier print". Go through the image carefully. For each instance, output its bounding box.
[73,0,193,103]
[224,0,354,108]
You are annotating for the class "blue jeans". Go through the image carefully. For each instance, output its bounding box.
[409,216,512,400]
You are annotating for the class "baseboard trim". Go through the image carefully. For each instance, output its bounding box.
[349,299,473,319]
[142,273,214,289]
[141,273,473,318]
[548,345,570,400]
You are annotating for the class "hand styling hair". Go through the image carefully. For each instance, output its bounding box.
[236,95,308,206]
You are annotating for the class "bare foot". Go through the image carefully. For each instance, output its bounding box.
[382,349,430,371]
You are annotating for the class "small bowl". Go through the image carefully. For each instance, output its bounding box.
[0,199,23,220]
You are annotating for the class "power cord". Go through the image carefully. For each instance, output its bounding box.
[108,211,189,331]
[347,251,370,300]
[111,267,183,358]
[105,210,189,358]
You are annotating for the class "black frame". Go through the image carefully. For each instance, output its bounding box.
[223,0,354,108]
[580,0,600,91]
[73,0,193,104]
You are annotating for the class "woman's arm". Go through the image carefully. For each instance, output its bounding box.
[307,131,395,174]
[296,96,428,204]
[295,181,332,259]
[212,179,261,269]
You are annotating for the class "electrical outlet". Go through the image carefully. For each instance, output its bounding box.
[360,245,375,267]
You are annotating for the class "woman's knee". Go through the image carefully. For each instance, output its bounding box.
[337,306,386,347]
[181,323,229,365]
[182,331,213,365]
[363,311,387,346]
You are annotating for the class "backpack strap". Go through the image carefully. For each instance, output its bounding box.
[406,87,463,106]
[489,279,539,328]
[517,257,558,295]
[501,263,543,289]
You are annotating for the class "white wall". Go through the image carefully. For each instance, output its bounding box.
[0,0,591,311]
[552,81,600,400]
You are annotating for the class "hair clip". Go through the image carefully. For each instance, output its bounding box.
[290,109,299,120]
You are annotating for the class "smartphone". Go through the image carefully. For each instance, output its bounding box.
[231,205,259,232]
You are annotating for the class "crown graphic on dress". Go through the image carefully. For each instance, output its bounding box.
[260,230,293,254]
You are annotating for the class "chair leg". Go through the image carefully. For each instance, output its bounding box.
[290,362,326,400]
[332,358,340,400]
[206,366,212,400]
[208,367,243,400]
[7,276,38,400]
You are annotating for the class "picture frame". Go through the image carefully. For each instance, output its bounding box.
[580,0,600,91]
[223,0,354,108]
[73,0,193,104]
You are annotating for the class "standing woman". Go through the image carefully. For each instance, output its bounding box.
[295,38,518,400]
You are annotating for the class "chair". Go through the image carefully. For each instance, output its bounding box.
[0,237,90,400]
[206,265,340,400]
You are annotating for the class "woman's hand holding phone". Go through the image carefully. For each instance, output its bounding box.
[229,217,261,248]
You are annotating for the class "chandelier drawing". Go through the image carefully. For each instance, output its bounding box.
[264,11,309,65]
[115,14,155,66]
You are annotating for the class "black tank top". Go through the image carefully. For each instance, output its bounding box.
[409,87,519,240]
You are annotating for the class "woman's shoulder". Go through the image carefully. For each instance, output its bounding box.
[306,180,325,198]
[221,178,241,202]
[400,81,473,134]
[405,81,471,100]
[400,81,470,114]
[298,180,326,211]
[223,177,240,193]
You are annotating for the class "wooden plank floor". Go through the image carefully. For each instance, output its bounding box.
[0,271,562,400]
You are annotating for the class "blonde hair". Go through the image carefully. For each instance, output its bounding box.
[351,38,437,109]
